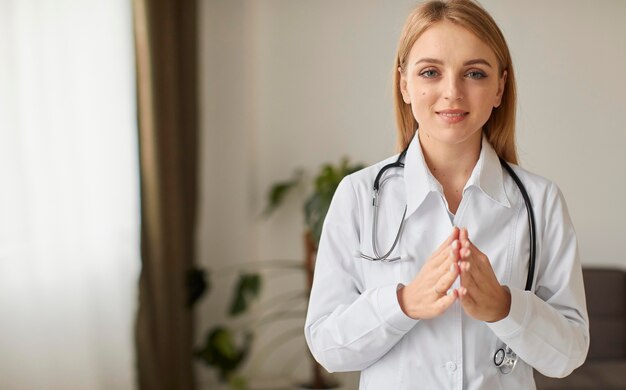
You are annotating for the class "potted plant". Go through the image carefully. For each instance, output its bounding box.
[191,157,365,389]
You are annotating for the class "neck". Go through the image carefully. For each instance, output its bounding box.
[418,130,482,186]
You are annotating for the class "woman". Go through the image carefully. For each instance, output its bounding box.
[304,0,589,389]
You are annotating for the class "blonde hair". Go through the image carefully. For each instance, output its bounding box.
[393,0,518,164]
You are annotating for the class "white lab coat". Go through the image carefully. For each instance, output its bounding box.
[304,134,589,389]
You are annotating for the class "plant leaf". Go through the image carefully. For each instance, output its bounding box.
[229,273,262,316]
[228,373,248,390]
[214,328,238,359]
[263,170,304,216]
[194,326,253,381]
[186,267,209,308]
[307,158,366,247]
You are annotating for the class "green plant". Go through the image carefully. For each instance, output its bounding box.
[192,267,297,389]
[192,157,365,389]
[265,157,366,247]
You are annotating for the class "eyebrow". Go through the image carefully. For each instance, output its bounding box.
[414,58,493,68]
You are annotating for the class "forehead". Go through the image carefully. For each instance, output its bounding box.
[408,21,497,65]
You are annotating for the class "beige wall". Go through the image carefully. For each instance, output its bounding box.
[196,0,626,387]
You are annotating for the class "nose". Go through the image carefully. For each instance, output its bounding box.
[444,76,464,101]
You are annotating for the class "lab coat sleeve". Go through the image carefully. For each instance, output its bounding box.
[488,182,590,378]
[304,176,418,372]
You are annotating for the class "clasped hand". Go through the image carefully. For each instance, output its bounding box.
[397,227,511,322]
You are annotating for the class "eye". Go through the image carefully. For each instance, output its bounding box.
[419,68,440,79]
[466,70,487,79]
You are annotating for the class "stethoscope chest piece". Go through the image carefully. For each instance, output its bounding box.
[494,346,518,374]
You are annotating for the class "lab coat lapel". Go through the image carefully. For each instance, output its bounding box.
[404,131,441,220]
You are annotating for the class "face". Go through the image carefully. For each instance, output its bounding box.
[399,21,507,148]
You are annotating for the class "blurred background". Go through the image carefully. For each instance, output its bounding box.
[1,0,625,389]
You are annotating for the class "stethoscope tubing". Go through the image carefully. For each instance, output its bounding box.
[360,147,536,293]
[358,147,409,262]
[499,157,537,291]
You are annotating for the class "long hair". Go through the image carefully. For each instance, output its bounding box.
[393,0,518,164]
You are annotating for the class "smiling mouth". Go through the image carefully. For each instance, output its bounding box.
[436,110,469,123]
[436,111,469,117]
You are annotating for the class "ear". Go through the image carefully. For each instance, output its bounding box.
[399,67,411,104]
[494,70,507,108]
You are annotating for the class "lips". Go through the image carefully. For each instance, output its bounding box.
[436,109,469,124]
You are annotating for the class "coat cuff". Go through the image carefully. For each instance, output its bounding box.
[487,286,530,337]
[375,283,419,332]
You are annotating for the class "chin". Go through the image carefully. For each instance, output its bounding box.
[420,126,481,146]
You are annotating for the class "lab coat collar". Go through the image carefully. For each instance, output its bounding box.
[404,132,442,219]
[404,131,511,219]
[466,136,511,208]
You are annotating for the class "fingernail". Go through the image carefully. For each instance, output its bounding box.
[447,289,453,296]
[449,263,455,273]
[452,240,459,250]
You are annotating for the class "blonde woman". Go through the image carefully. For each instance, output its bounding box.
[304,0,589,388]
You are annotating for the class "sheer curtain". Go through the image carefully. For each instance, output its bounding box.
[0,1,139,389]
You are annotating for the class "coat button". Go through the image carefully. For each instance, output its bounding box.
[446,361,457,372]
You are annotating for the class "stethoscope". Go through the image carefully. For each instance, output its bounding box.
[359,140,537,375]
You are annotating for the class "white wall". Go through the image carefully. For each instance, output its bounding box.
[197,0,626,387]
[196,0,260,387]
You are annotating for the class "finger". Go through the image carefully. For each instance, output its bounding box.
[458,259,471,273]
[456,285,468,298]
[460,260,483,294]
[436,289,458,311]
[461,233,486,261]
[458,240,487,280]
[458,285,479,303]
[459,229,473,260]
[459,227,469,246]
[459,246,476,276]
[434,261,459,294]
[431,239,459,270]
[458,286,477,307]
[433,227,460,257]
[451,239,461,261]
[439,240,461,270]
[460,245,491,287]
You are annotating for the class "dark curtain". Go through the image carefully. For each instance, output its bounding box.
[132,0,198,389]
